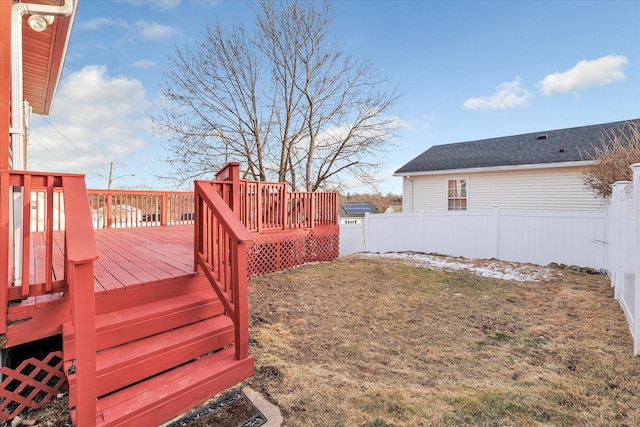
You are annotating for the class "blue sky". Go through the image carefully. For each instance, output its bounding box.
[29,0,640,193]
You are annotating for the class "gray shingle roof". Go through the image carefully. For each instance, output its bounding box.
[395,119,639,174]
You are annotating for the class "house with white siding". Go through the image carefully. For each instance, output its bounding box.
[394,120,638,212]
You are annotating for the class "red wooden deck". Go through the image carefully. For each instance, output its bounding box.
[0,167,338,425]
[8,225,198,350]
[92,225,195,293]
[33,225,195,294]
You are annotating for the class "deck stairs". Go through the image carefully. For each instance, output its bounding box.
[61,275,254,426]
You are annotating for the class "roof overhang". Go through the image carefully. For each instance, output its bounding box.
[393,160,595,178]
[21,0,78,115]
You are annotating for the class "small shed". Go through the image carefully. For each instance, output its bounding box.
[339,202,380,224]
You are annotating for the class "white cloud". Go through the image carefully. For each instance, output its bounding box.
[135,21,178,41]
[132,59,157,69]
[78,17,128,31]
[29,66,150,176]
[539,54,628,96]
[464,77,533,111]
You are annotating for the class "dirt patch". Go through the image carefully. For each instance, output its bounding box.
[165,390,264,427]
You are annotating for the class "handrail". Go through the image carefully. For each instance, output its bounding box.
[194,181,252,360]
[62,175,98,426]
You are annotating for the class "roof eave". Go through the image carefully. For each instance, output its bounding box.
[393,160,595,177]
[22,0,78,115]
[41,2,77,115]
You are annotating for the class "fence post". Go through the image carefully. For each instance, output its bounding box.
[363,212,369,252]
[612,182,630,300]
[611,182,626,298]
[631,163,640,355]
[491,206,500,260]
[418,210,425,253]
[605,189,615,288]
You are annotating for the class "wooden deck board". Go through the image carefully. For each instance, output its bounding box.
[33,225,196,295]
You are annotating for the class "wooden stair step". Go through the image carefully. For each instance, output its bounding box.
[71,347,255,427]
[63,290,224,356]
[66,314,235,403]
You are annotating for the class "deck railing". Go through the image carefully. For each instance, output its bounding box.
[0,171,98,424]
[27,171,337,233]
[1,171,67,312]
[215,162,338,232]
[28,188,195,231]
[194,180,252,360]
[87,189,194,229]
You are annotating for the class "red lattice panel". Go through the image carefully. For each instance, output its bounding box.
[248,225,339,276]
[0,351,66,420]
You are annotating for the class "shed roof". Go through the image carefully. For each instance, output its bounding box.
[395,119,638,175]
[339,202,380,218]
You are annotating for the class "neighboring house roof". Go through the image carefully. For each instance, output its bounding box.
[395,119,639,175]
[339,202,380,217]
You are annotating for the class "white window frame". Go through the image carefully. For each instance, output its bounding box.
[447,178,468,211]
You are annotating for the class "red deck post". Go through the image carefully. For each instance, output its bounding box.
[68,261,97,426]
[230,166,240,217]
[234,238,249,360]
[63,176,99,426]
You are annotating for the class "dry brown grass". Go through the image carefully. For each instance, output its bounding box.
[245,256,640,427]
[13,255,640,426]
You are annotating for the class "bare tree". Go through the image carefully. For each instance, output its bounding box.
[582,120,640,198]
[152,0,399,191]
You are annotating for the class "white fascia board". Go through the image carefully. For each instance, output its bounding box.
[393,160,595,178]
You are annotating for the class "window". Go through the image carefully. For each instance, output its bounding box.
[447,179,467,210]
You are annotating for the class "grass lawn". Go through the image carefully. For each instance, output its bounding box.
[245,255,640,427]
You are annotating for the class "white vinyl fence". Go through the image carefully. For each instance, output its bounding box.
[340,163,640,354]
[340,208,608,270]
[607,165,640,354]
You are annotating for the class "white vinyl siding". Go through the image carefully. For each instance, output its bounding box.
[407,166,605,212]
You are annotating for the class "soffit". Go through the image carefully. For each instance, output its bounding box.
[21,0,76,115]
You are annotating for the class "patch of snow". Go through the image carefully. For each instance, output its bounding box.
[355,252,559,282]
